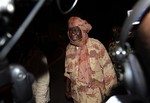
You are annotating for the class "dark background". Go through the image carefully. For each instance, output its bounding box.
[10,0,138,50]
[2,0,137,63]
[37,0,137,45]
[0,0,139,103]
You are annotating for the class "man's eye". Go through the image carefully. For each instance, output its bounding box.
[71,30,77,34]
[75,28,79,32]
[72,29,77,32]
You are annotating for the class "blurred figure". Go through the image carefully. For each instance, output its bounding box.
[24,46,50,103]
[108,26,123,81]
[108,26,121,63]
[108,26,128,96]
[64,16,117,103]
[108,25,134,81]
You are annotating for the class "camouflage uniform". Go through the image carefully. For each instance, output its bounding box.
[65,16,117,103]
[65,38,117,103]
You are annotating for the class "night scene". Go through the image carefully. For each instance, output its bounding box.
[1,0,150,103]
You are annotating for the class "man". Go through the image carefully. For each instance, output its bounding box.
[64,16,117,103]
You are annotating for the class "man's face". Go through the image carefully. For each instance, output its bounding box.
[68,26,82,41]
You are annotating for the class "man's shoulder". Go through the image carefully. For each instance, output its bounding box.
[66,43,75,50]
[88,38,103,45]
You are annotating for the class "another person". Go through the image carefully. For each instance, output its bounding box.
[24,46,50,103]
[64,16,118,103]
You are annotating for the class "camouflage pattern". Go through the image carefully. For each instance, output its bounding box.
[64,38,118,103]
